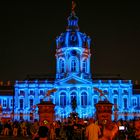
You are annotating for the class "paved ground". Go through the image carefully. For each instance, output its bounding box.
[0,136,66,140]
[0,135,32,140]
[0,135,131,140]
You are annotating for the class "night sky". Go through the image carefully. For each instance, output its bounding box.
[0,0,140,82]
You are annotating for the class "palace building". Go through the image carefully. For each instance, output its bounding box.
[0,8,140,121]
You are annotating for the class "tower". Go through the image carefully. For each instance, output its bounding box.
[55,3,92,80]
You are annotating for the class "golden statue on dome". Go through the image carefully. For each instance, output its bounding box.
[72,1,76,14]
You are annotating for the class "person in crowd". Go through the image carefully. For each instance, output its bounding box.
[13,121,19,136]
[99,121,118,140]
[4,120,11,136]
[135,120,140,139]
[59,123,67,140]
[26,120,31,136]
[66,120,74,140]
[38,121,49,140]
[20,121,27,136]
[0,121,3,135]
[49,122,56,140]
[55,121,61,139]
[30,122,39,139]
[86,118,101,140]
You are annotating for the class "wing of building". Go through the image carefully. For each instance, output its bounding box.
[0,10,140,121]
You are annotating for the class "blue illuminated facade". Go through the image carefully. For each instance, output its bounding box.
[0,11,140,121]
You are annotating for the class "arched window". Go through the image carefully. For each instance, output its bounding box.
[20,113,23,121]
[60,59,65,73]
[71,92,77,110]
[3,99,7,107]
[103,90,108,94]
[39,90,44,95]
[71,59,76,72]
[123,90,128,94]
[30,90,34,95]
[132,98,137,106]
[82,60,87,73]
[123,98,127,109]
[60,92,66,107]
[40,98,43,103]
[94,90,98,95]
[10,99,13,107]
[113,98,117,105]
[19,99,23,109]
[81,92,87,106]
[70,92,77,102]
[113,90,118,94]
[20,90,25,96]
[29,99,33,108]
[93,98,98,105]
[30,113,33,121]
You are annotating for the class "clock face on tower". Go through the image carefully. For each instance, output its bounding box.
[71,50,77,56]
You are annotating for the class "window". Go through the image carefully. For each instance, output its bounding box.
[30,90,34,95]
[19,99,23,109]
[30,113,33,121]
[71,60,76,72]
[114,98,117,105]
[82,60,86,73]
[103,90,108,94]
[20,90,25,96]
[70,92,76,102]
[40,90,44,95]
[94,98,97,104]
[30,99,33,108]
[60,92,66,107]
[113,90,118,94]
[124,90,128,94]
[123,98,127,108]
[11,99,13,107]
[132,98,137,106]
[94,90,98,95]
[71,92,77,110]
[60,59,65,73]
[20,113,23,121]
[81,92,87,106]
[3,99,6,107]
[40,99,43,103]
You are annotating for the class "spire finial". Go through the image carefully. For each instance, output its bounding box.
[72,1,76,14]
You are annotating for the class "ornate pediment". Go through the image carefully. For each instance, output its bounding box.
[55,75,92,85]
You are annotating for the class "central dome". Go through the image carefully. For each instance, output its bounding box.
[56,12,91,49]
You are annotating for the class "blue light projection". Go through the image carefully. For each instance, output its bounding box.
[0,11,140,121]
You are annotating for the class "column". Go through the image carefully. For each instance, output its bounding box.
[77,87,80,106]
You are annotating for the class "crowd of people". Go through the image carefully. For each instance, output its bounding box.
[0,117,140,140]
